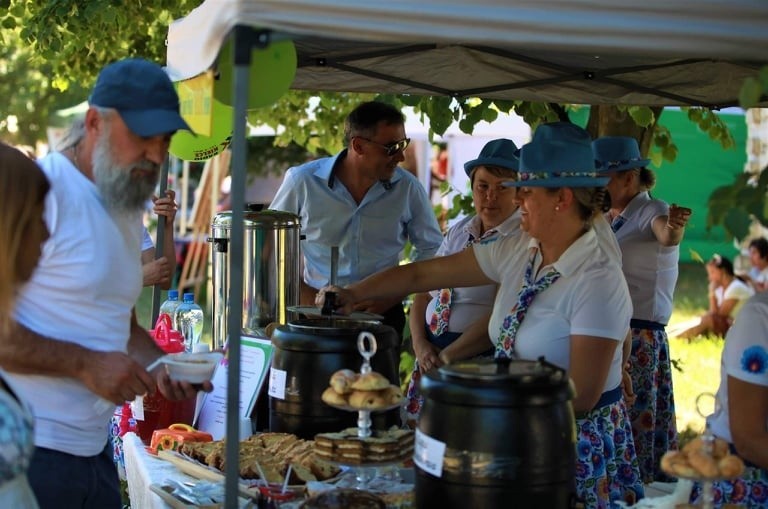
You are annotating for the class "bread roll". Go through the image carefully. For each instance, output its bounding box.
[688,449,719,478]
[348,390,388,410]
[350,371,390,391]
[322,387,349,406]
[661,451,698,478]
[330,369,358,395]
[382,384,403,405]
[718,454,745,478]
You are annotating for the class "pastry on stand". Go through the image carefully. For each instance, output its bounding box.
[317,331,412,490]
[660,393,745,509]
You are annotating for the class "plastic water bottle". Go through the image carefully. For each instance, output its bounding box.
[175,293,204,352]
[158,289,181,325]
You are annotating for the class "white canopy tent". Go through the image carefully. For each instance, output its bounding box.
[165,1,768,505]
[168,0,768,108]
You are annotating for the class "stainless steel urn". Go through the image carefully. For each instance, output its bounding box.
[209,205,301,348]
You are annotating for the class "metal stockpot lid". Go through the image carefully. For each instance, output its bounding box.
[271,318,397,353]
[211,207,300,230]
[420,357,573,407]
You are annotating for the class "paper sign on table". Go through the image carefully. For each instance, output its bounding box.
[195,336,273,440]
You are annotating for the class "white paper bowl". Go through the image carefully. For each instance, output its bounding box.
[163,352,223,384]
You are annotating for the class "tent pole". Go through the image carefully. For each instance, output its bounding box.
[150,155,170,327]
[224,24,261,509]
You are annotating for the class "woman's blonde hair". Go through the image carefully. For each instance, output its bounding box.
[561,186,609,230]
[0,143,50,333]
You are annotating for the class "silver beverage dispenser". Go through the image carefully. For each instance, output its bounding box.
[209,205,301,348]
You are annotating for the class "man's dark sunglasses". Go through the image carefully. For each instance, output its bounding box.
[358,137,411,157]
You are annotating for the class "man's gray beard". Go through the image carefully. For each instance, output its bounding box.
[91,128,160,213]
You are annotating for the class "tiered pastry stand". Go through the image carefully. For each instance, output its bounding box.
[661,392,738,509]
[323,331,406,488]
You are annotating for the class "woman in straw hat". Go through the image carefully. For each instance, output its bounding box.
[593,135,692,483]
[318,122,644,507]
[405,138,522,428]
[0,142,51,508]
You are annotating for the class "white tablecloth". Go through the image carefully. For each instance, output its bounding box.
[123,432,199,509]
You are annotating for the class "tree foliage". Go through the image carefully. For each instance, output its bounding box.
[1,0,196,146]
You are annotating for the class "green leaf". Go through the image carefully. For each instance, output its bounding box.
[723,208,752,241]
[493,100,516,113]
[399,94,421,107]
[661,144,678,162]
[649,149,663,168]
[482,106,498,123]
[629,106,654,127]
[689,249,705,264]
[1,16,16,29]
[739,77,762,109]
[760,66,768,90]
[687,108,702,122]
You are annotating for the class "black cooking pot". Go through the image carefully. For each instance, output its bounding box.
[415,357,576,509]
[269,318,400,439]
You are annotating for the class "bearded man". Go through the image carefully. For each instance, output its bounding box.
[0,59,205,509]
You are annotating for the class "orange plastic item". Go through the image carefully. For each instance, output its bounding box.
[149,423,213,455]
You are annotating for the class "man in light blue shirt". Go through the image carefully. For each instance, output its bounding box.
[271,101,442,341]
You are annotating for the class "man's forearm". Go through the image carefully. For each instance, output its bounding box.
[0,321,92,378]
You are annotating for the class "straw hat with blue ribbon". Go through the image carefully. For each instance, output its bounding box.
[463,138,520,176]
[592,136,650,173]
[503,122,608,188]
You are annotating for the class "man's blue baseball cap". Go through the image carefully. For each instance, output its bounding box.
[89,58,193,137]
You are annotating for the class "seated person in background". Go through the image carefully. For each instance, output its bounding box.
[678,254,754,339]
[689,290,768,506]
[142,189,178,289]
[745,237,768,292]
[0,142,51,508]
[405,138,521,427]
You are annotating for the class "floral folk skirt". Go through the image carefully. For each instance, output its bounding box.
[575,399,645,508]
[628,326,679,483]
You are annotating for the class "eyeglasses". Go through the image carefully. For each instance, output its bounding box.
[357,137,411,157]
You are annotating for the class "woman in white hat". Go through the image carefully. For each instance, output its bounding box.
[318,122,644,507]
[404,138,521,428]
[593,135,691,483]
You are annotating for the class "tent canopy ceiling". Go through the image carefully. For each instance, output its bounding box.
[167,0,768,108]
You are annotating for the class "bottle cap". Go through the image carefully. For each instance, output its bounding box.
[183,292,195,302]
[168,289,179,300]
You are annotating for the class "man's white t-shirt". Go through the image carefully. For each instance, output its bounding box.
[9,152,143,456]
